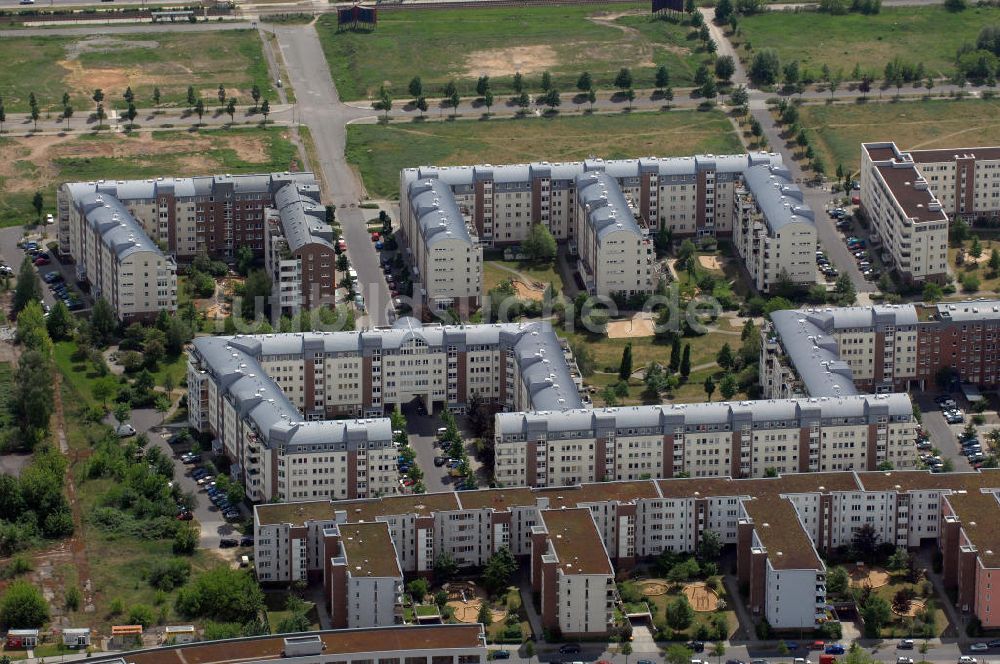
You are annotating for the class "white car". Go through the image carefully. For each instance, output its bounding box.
[970,644,989,652]
[897,658,914,664]
[959,656,978,664]
[116,423,136,437]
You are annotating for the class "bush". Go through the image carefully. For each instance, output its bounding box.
[0,579,49,628]
[148,558,191,591]
[128,603,155,628]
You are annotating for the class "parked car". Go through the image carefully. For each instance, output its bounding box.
[240,535,254,547]
[825,645,845,655]
[223,509,241,520]
[176,511,193,521]
[117,423,137,437]
[181,454,202,464]
[897,639,915,650]
[896,658,914,664]
[686,642,705,653]
[219,538,238,548]
[491,652,510,660]
[958,657,978,664]
[434,456,447,467]
[558,645,581,655]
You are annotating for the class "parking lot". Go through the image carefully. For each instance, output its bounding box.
[0,225,89,314]
[399,402,483,495]
[915,392,974,472]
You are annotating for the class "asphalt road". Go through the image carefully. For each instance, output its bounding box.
[915,392,971,471]
[271,24,391,326]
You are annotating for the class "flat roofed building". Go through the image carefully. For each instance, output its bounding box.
[532,508,615,637]
[326,522,404,629]
[85,626,486,664]
[861,143,949,283]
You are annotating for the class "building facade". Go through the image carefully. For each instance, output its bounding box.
[732,164,817,293]
[324,522,404,629]
[60,189,177,321]
[254,469,1000,631]
[860,143,950,283]
[764,301,1000,397]
[402,177,483,314]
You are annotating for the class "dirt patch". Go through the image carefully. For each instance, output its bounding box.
[448,599,507,624]
[513,279,545,302]
[463,45,559,79]
[682,581,720,612]
[639,580,670,597]
[893,597,926,618]
[848,565,891,589]
[698,255,724,270]
[607,313,656,339]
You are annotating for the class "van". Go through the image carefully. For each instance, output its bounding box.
[240,555,250,567]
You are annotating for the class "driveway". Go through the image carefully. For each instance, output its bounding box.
[915,393,970,471]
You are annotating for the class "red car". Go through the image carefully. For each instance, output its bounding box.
[176,511,193,521]
[371,232,380,241]
[34,257,50,266]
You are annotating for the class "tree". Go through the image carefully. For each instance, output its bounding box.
[0,98,5,134]
[680,344,691,378]
[695,64,710,86]
[31,191,43,221]
[95,103,106,130]
[512,72,524,93]
[260,99,271,123]
[123,85,134,105]
[892,587,916,616]
[194,99,205,124]
[482,547,517,595]
[655,65,671,93]
[587,87,597,111]
[719,373,738,400]
[625,87,636,109]
[945,0,966,10]
[749,49,781,85]
[711,642,726,664]
[666,645,694,664]
[619,344,633,380]
[577,71,593,92]
[449,89,460,117]
[89,297,118,346]
[186,85,196,110]
[226,98,237,124]
[621,640,633,664]
[834,273,856,305]
[522,223,557,262]
[408,76,423,100]
[715,0,734,23]
[476,75,491,98]
[704,375,716,401]
[13,256,42,315]
[416,96,428,118]
[433,552,458,583]
[970,236,983,259]
[852,522,880,561]
[125,102,137,131]
[827,566,849,596]
[860,595,892,637]
[698,529,722,561]
[483,90,494,114]
[152,86,161,107]
[46,301,73,341]
[407,578,429,603]
[715,55,735,83]
[477,602,493,627]
[174,568,264,623]
[669,337,682,372]
[887,547,910,572]
[173,525,198,555]
[716,343,734,370]
[615,67,634,90]
[0,579,49,628]
[92,88,104,110]
[92,376,117,409]
[217,84,226,109]
[665,595,695,631]
[155,394,171,423]
[540,71,552,92]
[990,249,1000,275]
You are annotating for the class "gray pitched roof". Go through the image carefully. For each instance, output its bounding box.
[407,177,474,246]
[741,165,815,234]
[495,393,912,437]
[77,191,170,262]
[273,182,334,252]
[576,171,642,242]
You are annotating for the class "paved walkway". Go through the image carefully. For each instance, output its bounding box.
[518,576,544,642]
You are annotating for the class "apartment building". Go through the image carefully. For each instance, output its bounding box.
[59,187,177,321]
[402,177,483,314]
[254,469,1000,631]
[574,171,654,298]
[763,301,1000,397]
[87,626,487,664]
[739,494,827,629]
[187,320,582,502]
[324,522,404,628]
[732,164,817,293]
[531,508,616,637]
[493,394,916,486]
[263,181,338,313]
[860,143,950,283]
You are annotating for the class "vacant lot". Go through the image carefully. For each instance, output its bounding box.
[0,31,274,113]
[0,127,300,227]
[799,98,1000,175]
[346,110,742,198]
[738,6,1000,79]
[317,7,712,100]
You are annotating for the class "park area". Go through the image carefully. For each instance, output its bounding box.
[798,98,1000,176]
[0,31,275,113]
[346,110,742,199]
[619,570,735,642]
[317,6,714,101]
[0,127,300,228]
[737,6,1000,81]
[404,581,531,644]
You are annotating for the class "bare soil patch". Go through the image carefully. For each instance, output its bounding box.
[463,45,559,78]
[682,581,720,612]
[893,597,926,618]
[848,565,891,589]
[513,279,545,302]
[698,255,724,270]
[639,579,670,597]
[607,313,656,339]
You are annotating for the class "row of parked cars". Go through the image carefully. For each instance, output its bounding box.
[936,395,965,424]
[814,250,839,280]
[43,271,83,310]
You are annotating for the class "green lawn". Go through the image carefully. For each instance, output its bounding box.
[0,127,300,228]
[799,98,1000,176]
[316,7,713,101]
[738,6,1000,80]
[0,31,275,113]
[347,110,742,199]
[483,260,564,293]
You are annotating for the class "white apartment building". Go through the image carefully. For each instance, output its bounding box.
[60,188,177,321]
[860,143,949,283]
[732,165,817,293]
[574,171,654,298]
[402,177,483,314]
[253,469,1000,631]
[325,522,403,629]
[493,394,916,486]
[531,508,616,637]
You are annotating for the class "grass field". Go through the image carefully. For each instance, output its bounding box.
[0,31,275,113]
[738,6,1000,80]
[798,98,1000,175]
[346,110,742,199]
[0,127,300,227]
[316,7,713,101]
[483,260,564,293]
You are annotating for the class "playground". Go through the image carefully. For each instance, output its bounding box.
[444,581,507,624]
[848,564,891,588]
[606,313,657,339]
[682,581,721,612]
